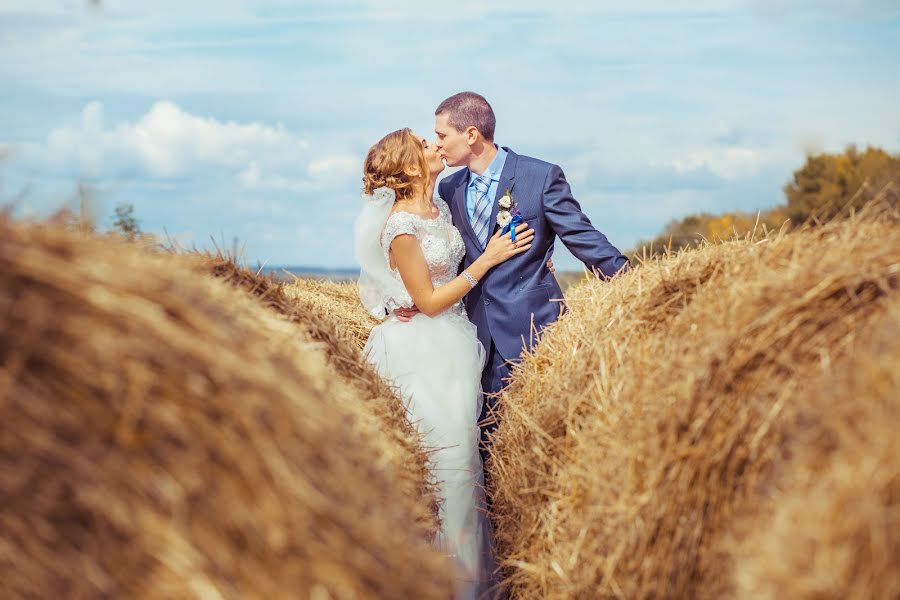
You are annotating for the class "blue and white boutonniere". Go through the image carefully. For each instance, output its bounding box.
[497,188,523,241]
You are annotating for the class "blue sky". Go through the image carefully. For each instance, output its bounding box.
[1,1,898,270]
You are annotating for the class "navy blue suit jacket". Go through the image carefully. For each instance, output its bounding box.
[438,147,628,362]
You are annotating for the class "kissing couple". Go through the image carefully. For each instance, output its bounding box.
[354,91,628,599]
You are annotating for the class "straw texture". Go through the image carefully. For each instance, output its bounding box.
[732,300,900,600]
[0,221,455,599]
[488,202,899,599]
[190,254,440,538]
[283,277,378,353]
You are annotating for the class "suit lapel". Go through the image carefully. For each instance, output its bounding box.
[489,148,518,236]
[452,168,479,245]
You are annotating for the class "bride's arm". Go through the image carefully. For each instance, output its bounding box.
[391,224,534,318]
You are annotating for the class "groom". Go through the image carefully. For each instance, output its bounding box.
[402,91,629,471]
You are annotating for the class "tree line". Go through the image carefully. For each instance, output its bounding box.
[631,145,900,258]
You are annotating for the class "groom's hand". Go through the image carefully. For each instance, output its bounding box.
[393,306,420,322]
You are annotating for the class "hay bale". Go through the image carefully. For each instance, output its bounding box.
[188,254,439,538]
[283,277,378,352]
[0,221,455,599]
[489,203,900,598]
[733,302,900,600]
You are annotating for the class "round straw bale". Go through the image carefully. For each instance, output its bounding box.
[0,221,455,599]
[283,277,378,352]
[732,300,900,600]
[187,254,439,538]
[489,203,899,599]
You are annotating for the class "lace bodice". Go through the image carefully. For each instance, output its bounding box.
[380,195,467,316]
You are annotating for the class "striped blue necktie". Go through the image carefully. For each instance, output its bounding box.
[470,175,492,248]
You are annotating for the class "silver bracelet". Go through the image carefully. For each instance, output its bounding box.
[462,271,478,288]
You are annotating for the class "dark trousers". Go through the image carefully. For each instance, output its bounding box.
[479,340,513,496]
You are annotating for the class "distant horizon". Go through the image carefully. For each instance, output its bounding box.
[261,265,358,272]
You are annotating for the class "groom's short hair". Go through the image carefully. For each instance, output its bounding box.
[435,92,496,142]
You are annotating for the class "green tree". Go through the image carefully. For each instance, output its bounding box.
[784,145,899,222]
[631,145,899,258]
[111,202,141,240]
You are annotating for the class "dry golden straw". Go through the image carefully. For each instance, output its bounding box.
[732,300,900,600]
[0,221,455,599]
[488,201,900,599]
[282,276,379,353]
[187,253,439,537]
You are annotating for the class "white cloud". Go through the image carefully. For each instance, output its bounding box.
[14,100,360,194]
[354,0,745,18]
[308,155,359,178]
[353,0,897,20]
[663,147,769,181]
[237,160,356,194]
[748,0,900,18]
[0,0,69,15]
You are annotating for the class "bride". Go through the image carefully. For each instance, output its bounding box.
[354,128,532,599]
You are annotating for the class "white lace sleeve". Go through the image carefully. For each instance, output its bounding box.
[381,212,419,256]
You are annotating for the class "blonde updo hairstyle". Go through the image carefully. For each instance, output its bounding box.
[363,128,429,201]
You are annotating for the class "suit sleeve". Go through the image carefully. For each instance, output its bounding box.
[542,164,629,278]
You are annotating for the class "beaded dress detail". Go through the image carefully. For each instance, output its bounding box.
[379,196,467,316]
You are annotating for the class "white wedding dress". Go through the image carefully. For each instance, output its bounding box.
[355,188,500,599]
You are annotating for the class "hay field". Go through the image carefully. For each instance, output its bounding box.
[187,253,439,537]
[0,220,454,599]
[3,197,897,599]
[733,302,900,599]
[488,201,900,599]
[282,276,379,352]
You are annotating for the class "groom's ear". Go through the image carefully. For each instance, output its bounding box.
[465,126,480,146]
